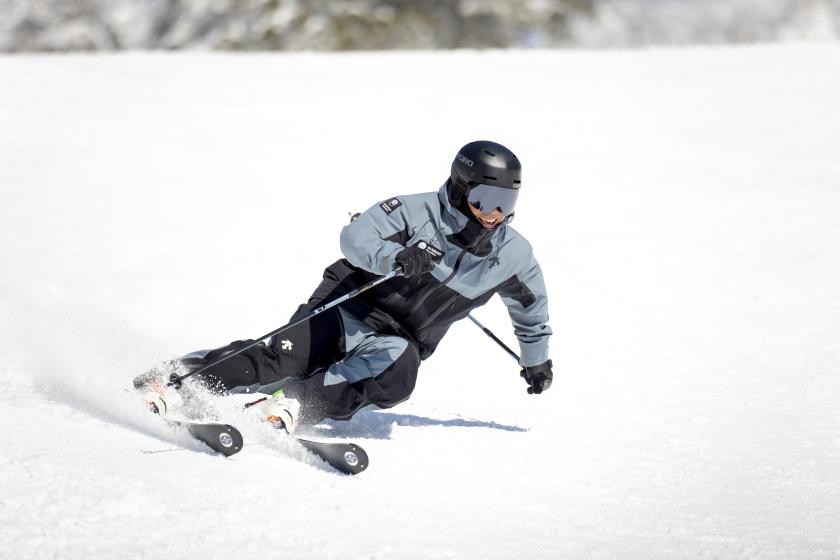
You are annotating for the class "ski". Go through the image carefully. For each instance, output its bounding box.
[296,438,369,475]
[167,420,244,457]
[134,386,364,469]
[164,417,365,472]
[242,394,369,474]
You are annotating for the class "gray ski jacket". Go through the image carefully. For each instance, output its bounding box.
[324,182,551,367]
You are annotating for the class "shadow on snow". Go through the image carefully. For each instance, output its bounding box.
[307,409,529,440]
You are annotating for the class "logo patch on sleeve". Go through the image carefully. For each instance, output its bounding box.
[380,198,403,215]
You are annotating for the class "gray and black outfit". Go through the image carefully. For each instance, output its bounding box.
[185,182,552,424]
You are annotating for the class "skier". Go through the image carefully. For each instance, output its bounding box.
[136,140,553,433]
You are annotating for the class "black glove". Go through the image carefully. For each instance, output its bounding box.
[520,360,553,394]
[395,245,436,278]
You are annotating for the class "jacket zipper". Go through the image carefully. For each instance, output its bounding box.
[408,228,493,329]
[406,245,468,317]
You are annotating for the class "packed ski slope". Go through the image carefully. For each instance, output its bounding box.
[1,45,839,559]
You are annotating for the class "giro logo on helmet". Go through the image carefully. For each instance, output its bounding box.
[456,153,474,167]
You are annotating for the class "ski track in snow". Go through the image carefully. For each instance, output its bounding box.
[1,46,839,559]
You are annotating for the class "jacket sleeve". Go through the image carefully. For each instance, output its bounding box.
[497,242,552,368]
[340,197,416,275]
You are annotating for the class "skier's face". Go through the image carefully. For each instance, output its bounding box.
[468,202,504,230]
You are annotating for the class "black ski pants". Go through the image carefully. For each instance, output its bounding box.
[180,304,420,425]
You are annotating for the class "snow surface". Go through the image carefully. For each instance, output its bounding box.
[1,46,839,559]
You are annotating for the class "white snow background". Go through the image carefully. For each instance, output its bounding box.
[1,46,839,559]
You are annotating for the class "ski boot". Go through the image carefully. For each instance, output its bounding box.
[260,389,301,434]
[133,367,183,416]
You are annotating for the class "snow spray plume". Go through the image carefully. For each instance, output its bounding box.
[3,290,206,447]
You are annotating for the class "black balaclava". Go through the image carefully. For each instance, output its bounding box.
[445,180,496,257]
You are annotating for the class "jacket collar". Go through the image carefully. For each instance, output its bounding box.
[437,182,469,231]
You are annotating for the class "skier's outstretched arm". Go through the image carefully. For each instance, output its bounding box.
[497,241,553,393]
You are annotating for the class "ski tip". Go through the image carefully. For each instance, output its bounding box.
[341,443,369,475]
[297,439,369,475]
[216,425,244,457]
[184,422,244,457]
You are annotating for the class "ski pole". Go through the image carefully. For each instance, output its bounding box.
[168,268,402,388]
[467,314,520,363]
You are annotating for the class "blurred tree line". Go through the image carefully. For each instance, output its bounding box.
[0,0,837,52]
[0,0,593,51]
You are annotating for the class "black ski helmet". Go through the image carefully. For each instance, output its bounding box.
[450,140,521,215]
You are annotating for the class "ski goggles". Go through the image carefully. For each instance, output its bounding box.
[467,184,520,215]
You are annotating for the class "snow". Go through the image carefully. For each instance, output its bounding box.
[1,45,839,559]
